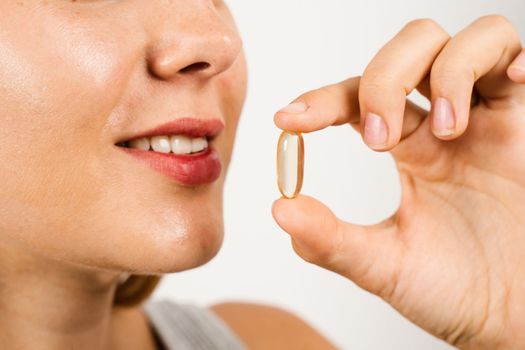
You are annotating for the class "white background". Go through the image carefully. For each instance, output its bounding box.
[151,1,525,349]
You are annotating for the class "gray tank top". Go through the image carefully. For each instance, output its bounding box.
[143,299,247,350]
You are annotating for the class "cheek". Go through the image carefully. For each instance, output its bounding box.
[221,50,248,119]
[0,16,134,254]
[215,51,248,164]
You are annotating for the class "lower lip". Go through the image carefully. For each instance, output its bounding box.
[118,146,222,186]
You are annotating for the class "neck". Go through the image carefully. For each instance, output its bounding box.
[0,239,137,350]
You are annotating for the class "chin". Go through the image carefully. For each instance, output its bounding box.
[57,181,227,276]
[150,205,226,274]
[141,217,225,274]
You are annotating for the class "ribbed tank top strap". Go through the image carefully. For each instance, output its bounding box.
[143,299,247,350]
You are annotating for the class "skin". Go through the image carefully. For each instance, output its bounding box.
[273,15,525,350]
[0,1,338,349]
[2,2,521,350]
[210,302,338,350]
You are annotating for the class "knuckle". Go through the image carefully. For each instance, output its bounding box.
[360,71,396,91]
[407,18,450,44]
[294,87,329,111]
[291,238,335,267]
[295,89,320,107]
[476,15,519,40]
[477,14,513,28]
[291,240,320,264]
[359,72,399,100]
[431,65,471,87]
[307,82,348,107]
[313,84,337,101]
[404,18,446,37]
[430,52,471,81]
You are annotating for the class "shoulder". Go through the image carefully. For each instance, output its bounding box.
[209,302,338,350]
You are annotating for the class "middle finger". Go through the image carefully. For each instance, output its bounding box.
[359,19,450,151]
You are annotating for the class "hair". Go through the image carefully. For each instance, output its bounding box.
[113,274,162,307]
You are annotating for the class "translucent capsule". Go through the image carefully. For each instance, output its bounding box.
[277,131,304,199]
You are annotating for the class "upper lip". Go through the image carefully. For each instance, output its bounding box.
[116,118,225,145]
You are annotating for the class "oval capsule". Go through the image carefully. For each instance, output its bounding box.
[277,131,304,199]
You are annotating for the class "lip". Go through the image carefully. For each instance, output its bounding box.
[119,146,222,186]
[115,118,224,186]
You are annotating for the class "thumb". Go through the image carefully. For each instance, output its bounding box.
[272,194,404,300]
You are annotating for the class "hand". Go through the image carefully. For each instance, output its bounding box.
[272,16,525,349]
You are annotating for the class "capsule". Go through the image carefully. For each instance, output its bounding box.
[277,131,304,199]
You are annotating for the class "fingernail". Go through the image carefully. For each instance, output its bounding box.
[509,52,525,73]
[278,101,309,114]
[432,97,456,137]
[364,113,388,148]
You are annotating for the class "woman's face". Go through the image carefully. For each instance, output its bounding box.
[0,0,247,273]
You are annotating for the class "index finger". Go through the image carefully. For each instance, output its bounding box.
[273,77,361,133]
[273,76,428,144]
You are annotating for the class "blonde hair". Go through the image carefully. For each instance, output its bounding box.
[113,274,162,307]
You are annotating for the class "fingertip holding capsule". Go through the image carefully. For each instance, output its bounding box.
[277,130,304,199]
[277,101,309,114]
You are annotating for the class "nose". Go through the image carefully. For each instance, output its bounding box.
[146,4,243,82]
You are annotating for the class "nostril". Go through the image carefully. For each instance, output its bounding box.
[179,61,211,74]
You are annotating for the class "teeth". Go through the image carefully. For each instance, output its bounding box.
[191,137,208,153]
[129,138,150,151]
[151,136,171,154]
[128,135,208,154]
[171,135,192,155]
